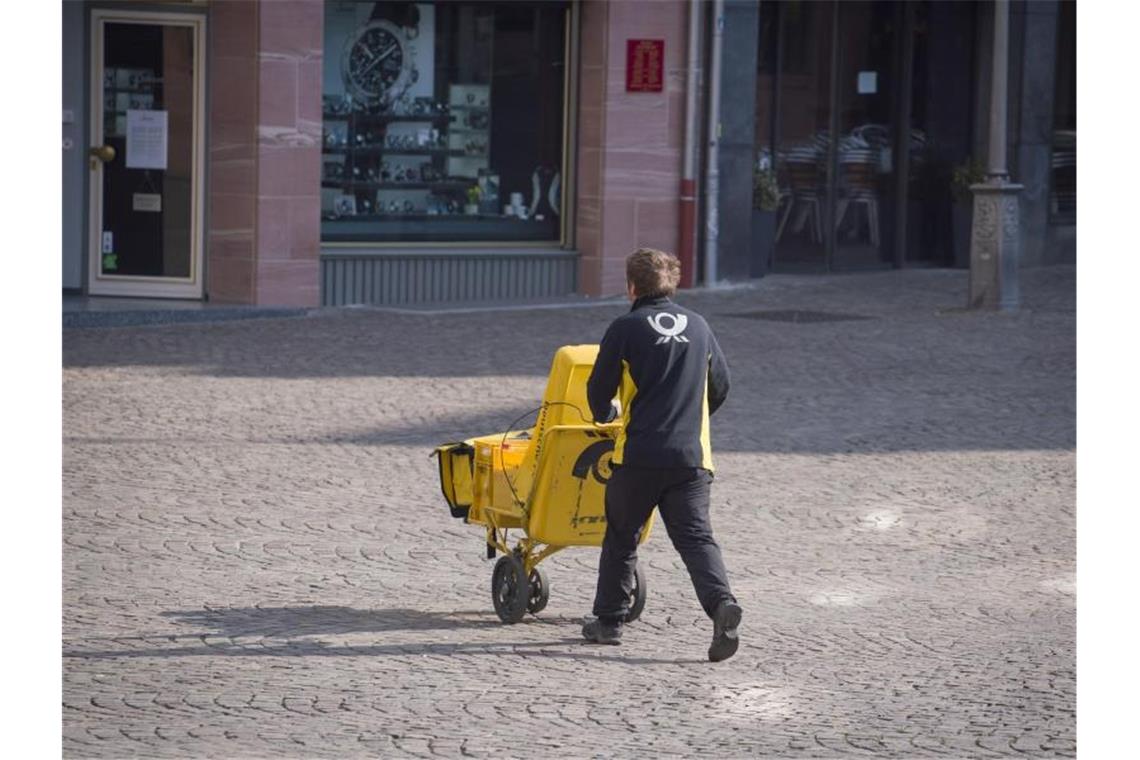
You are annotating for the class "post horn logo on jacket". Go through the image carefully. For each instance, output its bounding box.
[647,313,690,344]
[586,295,730,471]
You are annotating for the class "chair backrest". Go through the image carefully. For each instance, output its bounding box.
[785,159,822,196]
[840,153,878,195]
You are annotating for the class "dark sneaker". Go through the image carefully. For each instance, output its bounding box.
[708,601,742,662]
[582,617,622,645]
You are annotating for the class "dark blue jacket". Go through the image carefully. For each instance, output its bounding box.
[586,295,730,470]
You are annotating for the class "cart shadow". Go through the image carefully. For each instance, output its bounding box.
[63,605,704,665]
[158,605,506,637]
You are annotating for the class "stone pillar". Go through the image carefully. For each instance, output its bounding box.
[969,0,1022,311]
[207,0,323,306]
[575,1,689,297]
[207,0,259,303]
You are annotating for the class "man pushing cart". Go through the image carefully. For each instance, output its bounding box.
[435,248,742,662]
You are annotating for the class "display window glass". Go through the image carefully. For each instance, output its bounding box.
[1049,0,1075,223]
[321,1,569,244]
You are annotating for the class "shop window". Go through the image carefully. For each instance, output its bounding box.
[320,1,568,243]
[1049,0,1075,223]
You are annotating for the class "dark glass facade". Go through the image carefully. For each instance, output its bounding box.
[753,0,1073,273]
[1050,0,1076,223]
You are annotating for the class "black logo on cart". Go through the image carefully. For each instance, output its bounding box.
[571,439,615,485]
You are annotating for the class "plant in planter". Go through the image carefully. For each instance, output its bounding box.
[750,165,781,277]
[951,159,986,202]
[753,166,781,213]
[465,185,482,215]
[950,159,985,268]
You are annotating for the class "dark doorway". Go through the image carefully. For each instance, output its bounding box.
[754,0,977,272]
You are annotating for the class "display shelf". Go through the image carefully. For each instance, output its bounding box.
[321,147,475,157]
[324,88,490,212]
[322,180,472,191]
[446,84,490,180]
[321,212,533,222]
[322,112,450,124]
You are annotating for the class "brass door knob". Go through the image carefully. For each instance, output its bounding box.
[88,144,116,163]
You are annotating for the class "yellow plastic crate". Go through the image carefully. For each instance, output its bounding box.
[469,432,528,529]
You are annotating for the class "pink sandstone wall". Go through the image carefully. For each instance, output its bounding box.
[206,1,688,304]
[207,0,323,306]
[576,0,690,297]
[255,0,323,306]
[207,0,258,303]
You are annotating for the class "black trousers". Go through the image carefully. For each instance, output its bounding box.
[592,465,736,622]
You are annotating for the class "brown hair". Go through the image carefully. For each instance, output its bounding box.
[626,248,681,298]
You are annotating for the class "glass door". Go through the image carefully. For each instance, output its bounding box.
[758,0,908,272]
[762,0,835,271]
[830,0,899,269]
[88,10,205,298]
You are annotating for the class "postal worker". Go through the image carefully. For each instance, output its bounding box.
[582,247,742,662]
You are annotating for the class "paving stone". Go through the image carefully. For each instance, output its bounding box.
[63,266,1075,758]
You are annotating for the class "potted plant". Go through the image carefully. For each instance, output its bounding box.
[465,185,482,215]
[751,164,781,277]
[950,159,985,268]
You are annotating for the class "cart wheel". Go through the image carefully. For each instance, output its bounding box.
[527,566,550,614]
[491,554,528,624]
[625,563,647,623]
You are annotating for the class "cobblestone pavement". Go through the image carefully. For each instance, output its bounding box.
[63,266,1075,758]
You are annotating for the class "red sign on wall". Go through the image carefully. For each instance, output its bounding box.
[626,39,664,92]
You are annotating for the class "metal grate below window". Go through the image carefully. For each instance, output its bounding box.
[320,251,579,307]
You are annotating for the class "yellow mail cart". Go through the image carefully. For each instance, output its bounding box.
[434,345,655,623]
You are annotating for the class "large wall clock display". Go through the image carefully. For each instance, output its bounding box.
[341,19,417,108]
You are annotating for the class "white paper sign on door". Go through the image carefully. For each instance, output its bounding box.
[857,71,878,95]
[126,109,168,170]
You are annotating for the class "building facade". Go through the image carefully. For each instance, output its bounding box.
[61,0,1076,307]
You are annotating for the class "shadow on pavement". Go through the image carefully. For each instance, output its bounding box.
[159,605,504,635]
[62,306,617,380]
[61,404,546,448]
[61,267,1076,453]
[62,640,704,665]
[62,606,703,665]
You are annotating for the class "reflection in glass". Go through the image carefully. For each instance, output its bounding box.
[320,1,567,244]
[757,0,835,270]
[830,1,899,268]
[1050,0,1075,221]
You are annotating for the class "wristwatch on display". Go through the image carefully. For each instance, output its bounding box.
[341,2,421,109]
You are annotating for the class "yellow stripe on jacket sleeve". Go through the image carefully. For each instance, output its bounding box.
[700,358,715,471]
[613,359,638,466]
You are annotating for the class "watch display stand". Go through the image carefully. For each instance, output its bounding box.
[446,83,490,182]
[321,94,478,221]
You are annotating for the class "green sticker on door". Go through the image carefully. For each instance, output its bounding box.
[101,231,116,271]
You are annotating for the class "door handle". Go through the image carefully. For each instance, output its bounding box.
[88,144,116,163]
